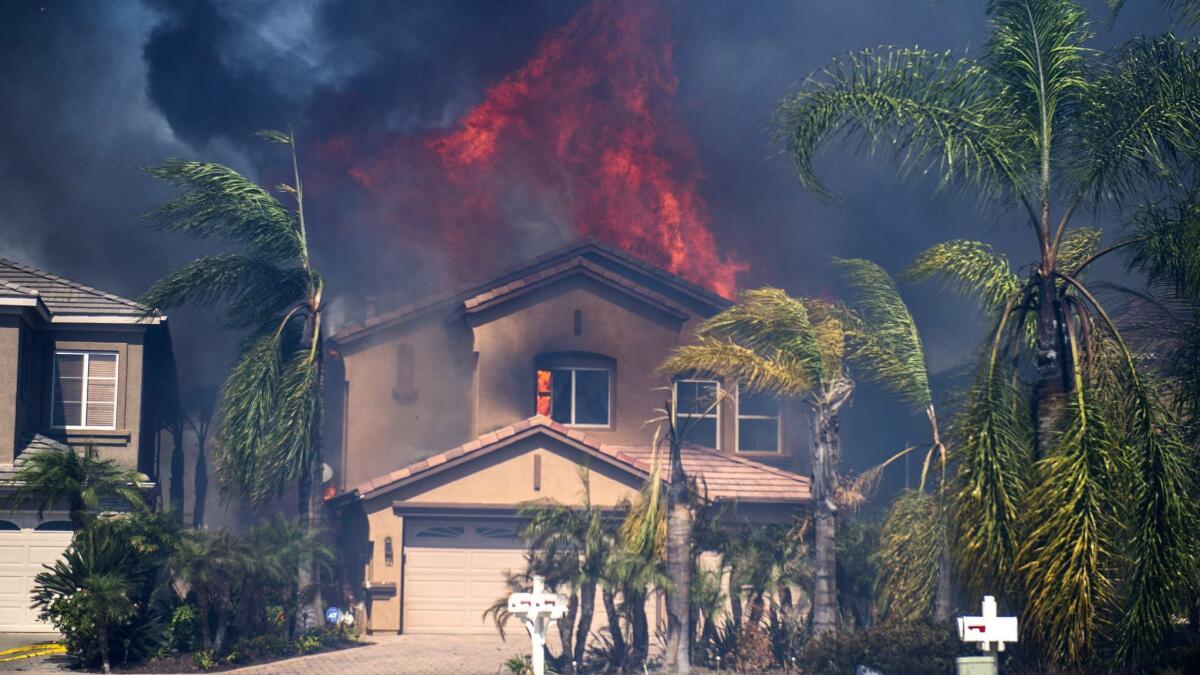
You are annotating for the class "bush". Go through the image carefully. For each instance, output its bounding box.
[796,621,971,675]
[167,604,199,654]
[734,622,774,673]
[192,650,215,670]
[32,519,168,667]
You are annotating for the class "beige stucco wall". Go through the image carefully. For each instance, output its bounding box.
[339,315,476,489]
[0,315,19,461]
[362,494,404,632]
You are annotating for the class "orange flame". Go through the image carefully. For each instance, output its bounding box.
[320,0,745,298]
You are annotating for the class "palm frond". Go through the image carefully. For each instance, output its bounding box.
[905,240,1024,315]
[136,254,294,316]
[1076,36,1200,204]
[143,160,301,261]
[214,330,283,500]
[1126,198,1200,301]
[833,258,932,408]
[775,46,1027,202]
[1056,227,1102,275]
[256,348,322,501]
[952,362,1033,600]
[986,0,1091,151]
[1016,395,1119,667]
[876,490,945,623]
[661,337,815,398]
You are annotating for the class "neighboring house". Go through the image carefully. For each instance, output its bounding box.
[0,257,177,632]
[327,240,813,635]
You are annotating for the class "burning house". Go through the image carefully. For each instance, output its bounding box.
[326,239,813,635]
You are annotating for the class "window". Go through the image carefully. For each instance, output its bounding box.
[674,380,719,448]
[737,389,780,453]
[535,367,610,427]
[51,351,118,429]
[34,521,74,531]
[0,520,19,531]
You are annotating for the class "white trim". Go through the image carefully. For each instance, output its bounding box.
[50,350,119,430]
[50,315,161,324]
[734,385,782,454]
[673,379,720,449]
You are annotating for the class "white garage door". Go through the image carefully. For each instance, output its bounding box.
[0,521,73,633]
[403,518,527,634]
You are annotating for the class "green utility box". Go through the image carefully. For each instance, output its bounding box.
[956,655,998,675]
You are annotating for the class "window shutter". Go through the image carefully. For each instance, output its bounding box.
[53,353,84,427]
[85,353,118,428]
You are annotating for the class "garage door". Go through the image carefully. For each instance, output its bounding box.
[403,518,527,634]
[0,521,73,632]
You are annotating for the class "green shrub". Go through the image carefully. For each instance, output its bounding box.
[32,520,166,667]
[796,621,971,675]
[192,649,215,670]
[166,604,199,654]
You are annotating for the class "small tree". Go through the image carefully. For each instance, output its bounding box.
[8,445,144,529]
[75,574,135,674]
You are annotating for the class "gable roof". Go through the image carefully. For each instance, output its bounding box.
[0,258,157,323]
[341,416,811,505]
[464,256,690,321]
[333,238,732,345]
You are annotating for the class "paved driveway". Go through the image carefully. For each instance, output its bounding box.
[232,634,543,675]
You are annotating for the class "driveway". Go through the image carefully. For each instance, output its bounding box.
[232,633,545,675]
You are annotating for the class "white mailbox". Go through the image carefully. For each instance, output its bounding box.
[957,595,1018,652]
[508,575,566,675]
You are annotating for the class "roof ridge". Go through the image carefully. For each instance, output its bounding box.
[0,258,147,311]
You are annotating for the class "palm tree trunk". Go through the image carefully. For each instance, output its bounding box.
[169,423,185,520]
[558,589,578,668]
[574,580,596,666]
[213,617,228,655]
[1034,275,1068,456]
[197,598,212,651]
[810,382,851,636]
[97,622,112,674]
[192,436,207,528]
[297,345,325,631]
[628,589,649,668]
[602,586,625,673]
[665,433,692,673]
[934,548,952,622]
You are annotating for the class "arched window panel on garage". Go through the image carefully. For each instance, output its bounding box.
[34,521,74,532]
[0,520,20,531]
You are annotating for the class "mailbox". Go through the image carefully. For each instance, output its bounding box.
[508,576,567,675]
[957,596,1018,652]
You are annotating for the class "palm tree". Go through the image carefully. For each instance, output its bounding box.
[182,386,217,528]
[7,445,145,530]
[75,573,135,674]
[774,2,1200,665]
[663,289,852,636]
[167,529,244,654]
[519,470,612,670]
[612,456,669,667]
[140,128,328,626]
[831,258,951,622]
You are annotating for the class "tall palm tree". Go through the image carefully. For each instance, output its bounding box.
[181,385,217,528]
[663,289,852,636]
[775,2,1199,665]
[167,529,244,654]
[8,445,145,530]
[831,258,951,622]
[140,129,328,625]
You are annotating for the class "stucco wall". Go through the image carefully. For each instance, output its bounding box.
[0,315,19,461]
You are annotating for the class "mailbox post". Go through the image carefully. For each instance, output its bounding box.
[507,575,566,675]
[956,596,1018,675]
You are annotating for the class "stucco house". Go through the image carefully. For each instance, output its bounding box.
[0,257,178,632]
[326,239,814,635]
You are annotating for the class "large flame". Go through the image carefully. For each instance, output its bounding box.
[319,0,744,298]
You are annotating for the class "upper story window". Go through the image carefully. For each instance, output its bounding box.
[51,351,118,430]
[536,367,611,427]
[737,389,780,453]
[673,380,719,448]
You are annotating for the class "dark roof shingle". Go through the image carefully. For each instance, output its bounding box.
[0,258,149,318]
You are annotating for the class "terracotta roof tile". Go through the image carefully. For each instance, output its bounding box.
[348,416,811,504]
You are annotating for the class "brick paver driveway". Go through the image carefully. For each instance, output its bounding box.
[231,634,542,675]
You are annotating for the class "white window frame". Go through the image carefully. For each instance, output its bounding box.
[734,385,782,454]
[549,367,611,428]
[673,379,720,449]
[50,350,119,431]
